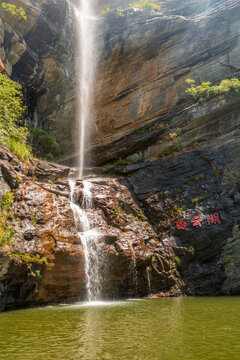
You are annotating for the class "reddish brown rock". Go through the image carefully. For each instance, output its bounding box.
[0,145,183,310]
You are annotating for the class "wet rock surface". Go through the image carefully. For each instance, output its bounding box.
[0,145,182,311]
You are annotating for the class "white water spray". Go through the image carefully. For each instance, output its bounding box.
[69,180,102,301]
[68,0,102,301]
[74,0,97,178]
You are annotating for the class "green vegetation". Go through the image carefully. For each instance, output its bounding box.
[0,74,32,161]
[112,208,119,217]
[32,128,59,161]
[131,215,143,222]
[1,191,15,213]
[105,157,133,167]
[101,0,160,15]
[101,143,111,149]
[158,144,183,158]
[115,158,133,166]
[174,256,181,267]
[117,9,124,16]
[185,78,240,101]
[1,2,27,20]
[187,173,206,184]
[188,246,195,256]
[16,174,22,183]
[169,128,181,140]
[101,7,110,15]
[154,204,185,221]
[11,253,48,277]
[191,195,207,204]
[129,0,160,10]
[55,41,68,55]
[214,167,220,177]
[0,191,16,245]
[31,216,37,224]
[151,256,156,264]
[11,252,48,265]
[136,121,168,135]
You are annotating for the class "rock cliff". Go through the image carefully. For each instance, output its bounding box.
[90,0,240,296]
[0,0,76,158]
[0,145,182,310]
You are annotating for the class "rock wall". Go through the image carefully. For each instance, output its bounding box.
[0,145,183,311]
[92,0,240,146]
[0,0,76,157]
[89,0,240,296]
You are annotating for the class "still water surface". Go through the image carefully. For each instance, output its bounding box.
[0,297,240,360]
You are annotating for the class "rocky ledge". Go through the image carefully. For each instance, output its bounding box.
[0,145,183,311]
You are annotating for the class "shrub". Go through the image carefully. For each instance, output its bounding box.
[174,256,181,267]
[0,73,32,161]
[185,78,240,101]
[32,128,59,160]
[1,2,27,20]
[101,7,110,15]
[188,246,195,256]
[0,191,16,245]
[129,0,160,10]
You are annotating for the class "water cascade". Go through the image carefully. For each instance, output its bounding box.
[74,0,97,179]
[69,0,101,301]
[69,180,102,301]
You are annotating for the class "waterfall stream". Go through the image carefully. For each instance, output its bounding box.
[69,180,102,301]
[68,0,101,302]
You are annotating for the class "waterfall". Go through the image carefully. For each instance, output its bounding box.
[74,0,96,178]
[69,180,102,301]
[68,0,102,302]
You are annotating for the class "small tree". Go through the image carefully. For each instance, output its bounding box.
[0,73,32,160]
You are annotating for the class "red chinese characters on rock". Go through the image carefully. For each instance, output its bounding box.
[176,213,221,229]
[176,219,186,229]
[191,216,203,227]
[207,213,221,225]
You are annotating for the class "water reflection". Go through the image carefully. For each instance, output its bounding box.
[0,298,240,360]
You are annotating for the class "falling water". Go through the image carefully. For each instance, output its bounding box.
[69,180,102,301]
[68,0,102,301]
[74,0,96,178]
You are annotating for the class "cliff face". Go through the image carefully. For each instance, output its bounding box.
[0,0,76,157]
[91,0,240,296]
[0,0,240,310]
[0,145,182,310]
[93,0,240,146]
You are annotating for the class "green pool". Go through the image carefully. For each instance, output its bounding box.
[0,297,239,359]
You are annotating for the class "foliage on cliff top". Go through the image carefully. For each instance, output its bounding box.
[101,0,160,15]
[1,2,27,20]
[0,73,32,161]
[129,0,160,10]
[185,78,240,101]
